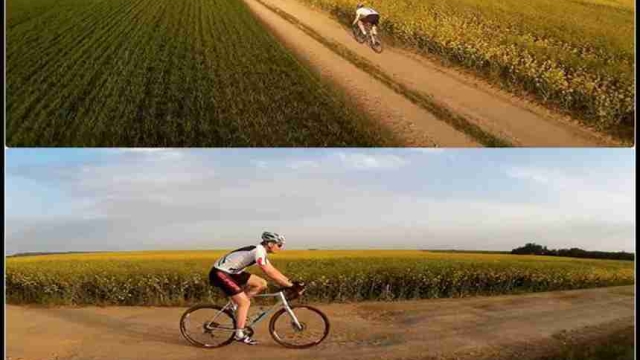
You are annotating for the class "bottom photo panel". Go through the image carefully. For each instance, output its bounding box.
[5,148,635,360]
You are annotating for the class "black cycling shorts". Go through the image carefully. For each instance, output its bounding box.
[209,267,251,296]
[362,14,380,26]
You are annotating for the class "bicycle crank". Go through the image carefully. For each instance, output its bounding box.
[244,326,255,337]
[203,321,220,333]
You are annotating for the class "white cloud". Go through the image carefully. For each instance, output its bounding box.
[505,166,634,222]
[252,160,268,169]
[334,152,409,170]
[252,152,411,172]
[105,148,185,161]
[506,167,555,184]
[115,148,170,153]
[286,160,320,170]
[409,148,446,154]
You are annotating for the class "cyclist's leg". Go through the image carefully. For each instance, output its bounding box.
[211,269,253,339]
[230,272,254,333]
[210,267,244,302]
[230,291,258,344]
[357,19,367,35]
[371,15,379,36]
[244,274,268,298]
[230,291,251,333]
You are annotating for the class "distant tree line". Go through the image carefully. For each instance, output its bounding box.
[511,243,634,261]
[8,251,98,258]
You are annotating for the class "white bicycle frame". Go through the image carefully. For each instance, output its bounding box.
[355,22,379,45]
[206,290,303,332]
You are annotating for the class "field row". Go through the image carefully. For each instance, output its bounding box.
[6,251,634,306]
[300,0,634,140]
[6,0,394,146]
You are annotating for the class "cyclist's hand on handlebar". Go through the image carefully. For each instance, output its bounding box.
[280,280,304,290]
[281,281,306,298]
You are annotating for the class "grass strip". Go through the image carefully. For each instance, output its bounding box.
[538,325,635,360]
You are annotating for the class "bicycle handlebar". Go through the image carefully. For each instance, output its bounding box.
[276,281,306,299]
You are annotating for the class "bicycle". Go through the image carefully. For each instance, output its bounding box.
[179,282,330,349]
[352,23,383,53]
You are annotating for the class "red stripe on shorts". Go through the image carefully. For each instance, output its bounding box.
[217,270,241,293]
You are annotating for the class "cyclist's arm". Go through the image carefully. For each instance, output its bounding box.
[258,261,294,288]
[352,13,361,26]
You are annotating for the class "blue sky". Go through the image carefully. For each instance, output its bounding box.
[5,148,635,254]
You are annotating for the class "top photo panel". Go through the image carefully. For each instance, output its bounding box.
[5,0,634,147]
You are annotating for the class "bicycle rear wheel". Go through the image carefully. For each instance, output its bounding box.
[269,305,330,349]
[180,304,236,348]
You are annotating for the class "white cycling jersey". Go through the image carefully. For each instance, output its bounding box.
[213,244,270,274]
[356,7,378,18]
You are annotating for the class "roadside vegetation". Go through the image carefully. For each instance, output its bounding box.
[540,325,635,360]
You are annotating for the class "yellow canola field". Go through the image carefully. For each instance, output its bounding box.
[6,250,634,306]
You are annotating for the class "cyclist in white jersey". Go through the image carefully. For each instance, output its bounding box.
[209,231,299,345]
[352,3,380,41]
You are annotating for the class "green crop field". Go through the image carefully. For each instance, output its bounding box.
[6,250,634,306]
[302,0,635,141]
[6,0,395,146]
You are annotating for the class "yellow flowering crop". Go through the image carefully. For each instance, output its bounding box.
[6,250,634,306]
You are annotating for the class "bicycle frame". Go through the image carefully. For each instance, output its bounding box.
[355,22,379,45]
[207,291,303,332]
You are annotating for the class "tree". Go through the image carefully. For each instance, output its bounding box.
[511,243,634,261]
[511,243,545,255]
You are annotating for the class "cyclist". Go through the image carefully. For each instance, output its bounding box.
[209,231,299,345]
[352,3,380,44]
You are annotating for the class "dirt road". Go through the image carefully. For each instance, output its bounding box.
[6,286,634,360]
[244,0,618,146]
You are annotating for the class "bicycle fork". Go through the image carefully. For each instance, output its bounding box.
[278,292,304,331]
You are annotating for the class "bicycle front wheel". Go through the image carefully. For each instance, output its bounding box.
[370,35,383,53]
[269,305,330,349]
[180,304,236,348]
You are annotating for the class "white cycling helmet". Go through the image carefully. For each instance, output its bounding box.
[262,231,286,246]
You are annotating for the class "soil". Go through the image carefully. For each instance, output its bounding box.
[6,285,634,360]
